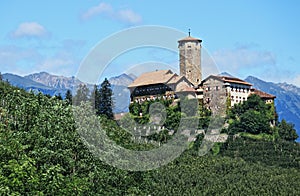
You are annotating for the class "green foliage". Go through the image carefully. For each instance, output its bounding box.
[226,94,274,135]
[73,84,89,106]
[98,78,114,119]
[55,93,63,100]
[65,89,72,105]
[220,136,300,169]
[278,119,298,141]
[226,94,298,141]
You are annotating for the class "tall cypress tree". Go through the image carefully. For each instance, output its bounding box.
[98,78,113,119]
[65,89,72,105]
[91,84,100,113]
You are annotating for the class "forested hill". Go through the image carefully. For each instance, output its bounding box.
[0,81,300,195]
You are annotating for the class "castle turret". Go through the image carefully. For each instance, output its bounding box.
[178,31,202,86]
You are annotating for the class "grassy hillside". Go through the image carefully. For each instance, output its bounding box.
[0,81,299,195]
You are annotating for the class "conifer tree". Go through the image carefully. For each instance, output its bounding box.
[65,89,72,105]
[98,78,113,119]
[55,93,63,100]
[73,84,89,106]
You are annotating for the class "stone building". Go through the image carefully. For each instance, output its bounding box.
[200,75,276,108]
[128,32,276,107]
[178,32,202,86]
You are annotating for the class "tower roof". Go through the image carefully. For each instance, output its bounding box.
[178,29,202,42]
[178,36,202,42]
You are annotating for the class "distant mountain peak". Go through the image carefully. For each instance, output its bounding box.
[218,72,234,77]
[24,72,84,90]
[109,73,135,86]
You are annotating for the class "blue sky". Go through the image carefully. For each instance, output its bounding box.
[1,1,300,86]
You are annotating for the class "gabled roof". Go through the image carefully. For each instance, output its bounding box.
[167,75,184,84]
[178,36,202,42]
[128,70,177,88]
[252,89,276,99]
[176,85,196,92]
[201,75,252,86]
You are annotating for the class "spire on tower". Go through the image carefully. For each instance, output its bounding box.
[188,28,191,37]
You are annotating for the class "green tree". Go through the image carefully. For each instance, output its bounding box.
[55,93,63,100]
[73,84,89,106]
[278,119,298,141]
[243,94,267,112]
[239,110,270,134]
[227,94,274,135]
[65,89,72,105]
[91,84,101,114]
[98,78,113,119]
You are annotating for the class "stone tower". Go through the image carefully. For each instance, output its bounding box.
[178,31,202,86]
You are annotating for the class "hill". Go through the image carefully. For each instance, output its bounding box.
[0,80,300,194]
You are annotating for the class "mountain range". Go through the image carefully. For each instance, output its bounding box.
[2,72,134,114]
[2,71,300,141]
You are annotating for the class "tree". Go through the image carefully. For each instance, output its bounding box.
[278,119,298,141]
[65,89,72,105]
[91,84,101,113]
[243,94,267,112]
[73,84,89,106]
[239,110,270,134]
[55,93,63,100]
[98,78,113,119]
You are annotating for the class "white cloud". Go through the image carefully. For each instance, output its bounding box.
[11,22,48,38]
[206,45,300,87]
[38,55,75,76]
[0,39,84,76]
[81,2,112,20]
[0,45,42,75]
[81,2,142,25]
[117,9,142,24]
[211,46,276,73]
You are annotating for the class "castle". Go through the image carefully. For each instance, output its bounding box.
[128,32,275,107]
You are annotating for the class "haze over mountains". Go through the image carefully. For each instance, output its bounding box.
[2,71,300,141]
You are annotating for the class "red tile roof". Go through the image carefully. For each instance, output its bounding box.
[215,76,252,86]
[252,89,276,99]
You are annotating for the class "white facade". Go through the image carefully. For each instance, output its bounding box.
[227,84,252,106]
